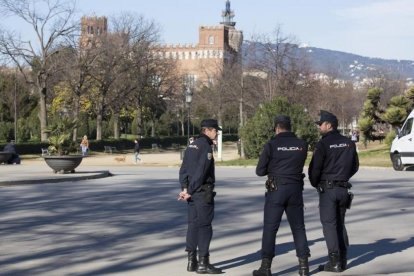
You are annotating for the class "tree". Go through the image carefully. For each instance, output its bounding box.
[247,26,311,104]
[55,40,97,141]
[404,86,414,109]
[383,88,413,132]
[0,0,77,141]
[240,97,318,158]
[0,69,37,141]
[86,13,167,140]
[358,87,384,146]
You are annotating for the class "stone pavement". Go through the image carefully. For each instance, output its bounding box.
[0,166,413,275]
[0,143,413,275]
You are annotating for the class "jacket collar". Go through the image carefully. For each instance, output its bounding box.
[198,133,214,145]
[322,130,339,139]
[275,131,296,138]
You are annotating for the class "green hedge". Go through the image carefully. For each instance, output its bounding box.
[0,134,239,155]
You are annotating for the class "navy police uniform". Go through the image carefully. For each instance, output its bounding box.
[254,115,310,276]
[308,110,359,272]
[179,119,222,274]
[179,132,215,257]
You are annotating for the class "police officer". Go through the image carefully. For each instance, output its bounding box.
[308,110,359,272]
[178,119,223,274]
[253,115,310,276]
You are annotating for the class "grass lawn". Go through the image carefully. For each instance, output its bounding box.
[357,142,391,167]
[218,141,392,168]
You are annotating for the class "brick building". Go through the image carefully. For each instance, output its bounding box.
[79,1,243,87]
[156,0,243,86]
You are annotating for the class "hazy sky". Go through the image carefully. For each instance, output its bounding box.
[3,0,414,60]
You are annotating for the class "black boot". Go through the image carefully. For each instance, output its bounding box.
[196,256,222,274]
[187,251,198,272]
[252,258,272,276]
[318,252,342,272]
[298,257,309,276]
[340,250,347,271]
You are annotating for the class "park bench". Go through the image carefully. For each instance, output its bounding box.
[104,146,117,154]
[41,148,50,156]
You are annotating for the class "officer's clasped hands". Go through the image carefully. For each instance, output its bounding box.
[178,190,191,201]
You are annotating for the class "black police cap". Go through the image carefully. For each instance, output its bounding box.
[201,119,222,130]
[315,110,338,126]
[274,115,291,125]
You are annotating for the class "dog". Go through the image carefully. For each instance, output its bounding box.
[114,155,126,162]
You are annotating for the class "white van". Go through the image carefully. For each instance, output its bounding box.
[390,109,414,170]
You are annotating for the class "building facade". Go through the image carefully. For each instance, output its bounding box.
[79,1,243,86]
[156,0,243,86]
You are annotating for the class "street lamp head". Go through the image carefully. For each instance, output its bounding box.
[185,87,193,104]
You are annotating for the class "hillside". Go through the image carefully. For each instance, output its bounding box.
[243,41,414,83]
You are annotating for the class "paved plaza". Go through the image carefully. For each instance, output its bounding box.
[0,161,413,275]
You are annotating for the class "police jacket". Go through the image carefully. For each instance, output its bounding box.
[308,130,359,187]
[256,132,308,183]
[179,134,215,195]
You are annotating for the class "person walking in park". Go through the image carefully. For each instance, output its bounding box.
[80,135,89,156]
[253,115,310,276]
[309,110,359,272]
[178,119,223,274]
[134,138,141,164]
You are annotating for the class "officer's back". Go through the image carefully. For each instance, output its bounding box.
[256,115,308,183]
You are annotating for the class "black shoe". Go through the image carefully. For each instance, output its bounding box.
[252,258,272,276]
[318,252,342,273]
[187,251,198,272]
[340,250,347,271]
[298,257,309,276]
[196,256,222,274]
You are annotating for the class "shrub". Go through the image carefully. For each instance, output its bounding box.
[240,97,318,158]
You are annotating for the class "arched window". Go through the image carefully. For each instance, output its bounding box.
[208,35,215,45]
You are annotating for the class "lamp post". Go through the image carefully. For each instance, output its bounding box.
[185,87,193,145]
[14,71,18,143]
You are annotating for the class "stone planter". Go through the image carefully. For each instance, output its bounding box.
[0,152,12,164]
[43,155,83,174]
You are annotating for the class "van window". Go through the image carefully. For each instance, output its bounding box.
[400,118,413,137]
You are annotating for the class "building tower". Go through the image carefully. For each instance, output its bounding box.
[80,16,108,48]
[221,0,236,27]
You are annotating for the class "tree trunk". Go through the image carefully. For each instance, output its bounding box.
[181,120,185,136]
[96,102,103,140]
[72,98,80,141]
[136,106,142,136]
[113,113,120,139]
[38,87,48,142]
[151,120,155,137]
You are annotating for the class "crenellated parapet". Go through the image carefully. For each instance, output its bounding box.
[155,48,224,60]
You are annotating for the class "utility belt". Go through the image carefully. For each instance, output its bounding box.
[318,180,354,209]
[265,174,305,192]
[201,183,216,204]
[319,180,352,189]
[201,183,214,190]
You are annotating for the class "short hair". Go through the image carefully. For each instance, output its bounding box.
[275,121,291,131]
[201,127,215,133]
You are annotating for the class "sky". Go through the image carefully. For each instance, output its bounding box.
[2,0,414,61]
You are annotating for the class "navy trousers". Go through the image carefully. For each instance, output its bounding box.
[319,187,349,253]
[261,184,310,259]
[186,191,214,257]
